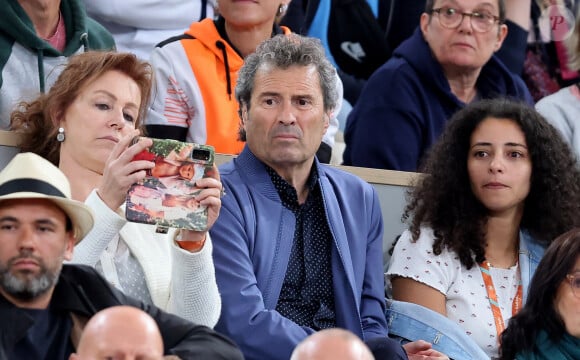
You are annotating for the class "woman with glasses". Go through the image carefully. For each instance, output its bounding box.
[343,0,533,172]
[500,228,580,360]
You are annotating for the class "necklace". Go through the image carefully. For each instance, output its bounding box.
[484,249,519,269]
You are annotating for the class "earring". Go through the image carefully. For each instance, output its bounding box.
[277,3,288,16]
[56,127,65,142]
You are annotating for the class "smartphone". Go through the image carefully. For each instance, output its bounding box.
[126,137,215,231]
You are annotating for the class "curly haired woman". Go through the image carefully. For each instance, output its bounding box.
[386,98,580,359]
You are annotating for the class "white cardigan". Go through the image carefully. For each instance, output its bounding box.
[71,190,221,328]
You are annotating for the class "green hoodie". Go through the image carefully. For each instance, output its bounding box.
[0,0,115,128]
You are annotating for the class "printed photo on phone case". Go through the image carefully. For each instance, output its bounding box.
[126,138,215,231]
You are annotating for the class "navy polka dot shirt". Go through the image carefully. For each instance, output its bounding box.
[267,165,336,330]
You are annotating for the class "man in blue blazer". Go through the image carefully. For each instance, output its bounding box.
[210,33,448,360]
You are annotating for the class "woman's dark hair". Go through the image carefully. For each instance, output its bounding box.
[11,51,152,166]
[404,98,580,269]
[499,228,580,359]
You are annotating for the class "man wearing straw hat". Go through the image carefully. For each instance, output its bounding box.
[0,153,243,359]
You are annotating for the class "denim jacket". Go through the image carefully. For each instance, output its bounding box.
[385,230,545,360]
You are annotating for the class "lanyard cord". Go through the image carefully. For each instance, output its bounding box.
[479,261,523,338]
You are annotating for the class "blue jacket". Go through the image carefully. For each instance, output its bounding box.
[210,147,400,360]
[385,230,545,359]
[343,27,533,171]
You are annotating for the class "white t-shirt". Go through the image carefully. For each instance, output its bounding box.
[386,228,520,359]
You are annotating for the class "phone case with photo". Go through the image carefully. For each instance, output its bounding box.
[126,137,215,231]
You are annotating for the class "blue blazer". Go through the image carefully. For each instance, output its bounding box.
[210,147,395,360]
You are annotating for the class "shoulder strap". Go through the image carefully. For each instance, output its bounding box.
[156,33,195,48]
[199,0,208,20]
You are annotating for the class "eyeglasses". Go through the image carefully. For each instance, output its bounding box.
[566,273,580,298]
[430,7,501,33]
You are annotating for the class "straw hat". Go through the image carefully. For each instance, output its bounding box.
[0,153,94,242]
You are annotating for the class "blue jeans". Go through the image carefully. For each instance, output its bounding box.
[386,300,489,360]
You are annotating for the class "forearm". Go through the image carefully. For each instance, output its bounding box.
[167,234,221,327]
[505,0,531,30]
[146,46,193,134]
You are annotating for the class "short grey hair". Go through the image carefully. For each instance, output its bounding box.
[236,34,339,141]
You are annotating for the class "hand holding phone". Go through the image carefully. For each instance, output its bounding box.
[97,131,155,211]
[126,137,215,231]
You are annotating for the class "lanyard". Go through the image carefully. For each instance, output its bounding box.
[479,261,523,338]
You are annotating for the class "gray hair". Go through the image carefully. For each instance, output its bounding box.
[236,34,339,141]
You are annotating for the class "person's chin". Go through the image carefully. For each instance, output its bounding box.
[271,150,307,163]
[444,54,482,69]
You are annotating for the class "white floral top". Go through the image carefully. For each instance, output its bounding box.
[386,228,520,359]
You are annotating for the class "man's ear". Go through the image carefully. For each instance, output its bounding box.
[240,103,249,124]
[69,353,79,360]
[63,232,76,262]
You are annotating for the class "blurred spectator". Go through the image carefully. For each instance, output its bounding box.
[499,228,580,360]
[386,99,580,358]
[535,5,580,161]
[0,0,114,166]
[81,0,216,60]
[0,0,114,124]
[282,0,533,106]
[281,0,423,106]
[522,0,579,102]
[290,329,375,360]
[343,0,533,171]
[70,306,164,360]
[144,0,339,163]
